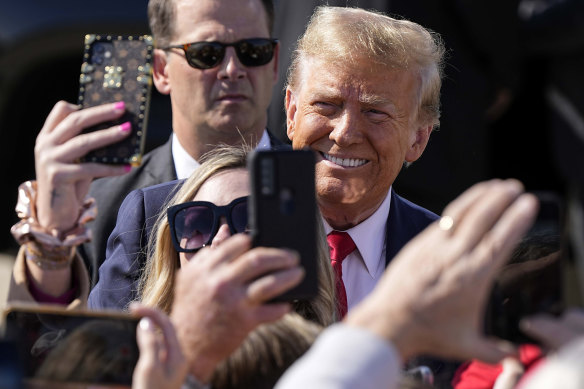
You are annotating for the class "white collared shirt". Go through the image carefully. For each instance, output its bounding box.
[171,130,272,179]
[324,188,392,311]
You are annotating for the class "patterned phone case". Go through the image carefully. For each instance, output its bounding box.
[77,34,153,166]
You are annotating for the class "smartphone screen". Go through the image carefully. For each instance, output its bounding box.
[1,305,139,386]
[484,191,568,344]
[248,149,319,302]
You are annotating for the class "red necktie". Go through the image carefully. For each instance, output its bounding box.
[327,231,356,318]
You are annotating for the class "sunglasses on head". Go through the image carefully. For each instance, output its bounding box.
[161,38,278,69]
[167,196,248,253]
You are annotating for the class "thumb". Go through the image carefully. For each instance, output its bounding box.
[136,317,160,366]
[464,337,517,365]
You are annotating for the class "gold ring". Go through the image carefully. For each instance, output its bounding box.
[439,216,454,231]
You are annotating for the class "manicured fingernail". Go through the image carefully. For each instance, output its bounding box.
[114,101,125,111]
[120,122,131,133]
[139,317,154,332]
[124,164,132,172]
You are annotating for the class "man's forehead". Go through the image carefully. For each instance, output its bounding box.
[299,61,411,105]
[173,0,269,41]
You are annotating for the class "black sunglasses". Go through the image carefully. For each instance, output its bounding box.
[161,38,278,69]
[167,196,248,253]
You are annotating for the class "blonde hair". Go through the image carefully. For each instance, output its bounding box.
[211,312,323,389]
[138,145,336,326]
[286,6,445,127]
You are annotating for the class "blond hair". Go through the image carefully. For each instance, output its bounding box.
[211,312,323,389]
[138,146,336,326]
[286,6,445,127]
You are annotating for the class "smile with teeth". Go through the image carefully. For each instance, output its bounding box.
[322,152,368,167]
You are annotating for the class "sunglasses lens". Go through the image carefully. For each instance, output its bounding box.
[236,39,275,67]
[231,201,249,233]
[174,206,214,250]
[186,42,224,69]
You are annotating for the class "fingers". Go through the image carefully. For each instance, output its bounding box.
[478,193,538,278]
[246,266,305,303]
[441,180,503,227]
[135,317,161,367]
[131,303,185,367]
[450,180,525,251]
[493,357,524,389]
[50,101,126,145]
[461,337,517,365]
[38,101,78,138]
[57,121,133,161]
[520,309,584,349]
[252,303,292,324]
[188,234,252,268]
[230,247,300,282]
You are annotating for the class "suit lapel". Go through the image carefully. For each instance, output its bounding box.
[144,136,177,183]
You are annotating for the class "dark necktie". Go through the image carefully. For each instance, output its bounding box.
[327,231,356,318]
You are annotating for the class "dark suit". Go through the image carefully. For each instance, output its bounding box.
[80,137,176,286]
[81,132,285,287]
[88,184,437,310]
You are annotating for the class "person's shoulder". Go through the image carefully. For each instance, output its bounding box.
[391,190,439,221]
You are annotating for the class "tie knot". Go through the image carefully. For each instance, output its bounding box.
[327,231,356,262]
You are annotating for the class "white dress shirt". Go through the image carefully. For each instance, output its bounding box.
[275,324,400,389]
[324,189,392,310]
[171,130,272,180]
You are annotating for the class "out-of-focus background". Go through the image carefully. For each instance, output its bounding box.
[1,0,583,298]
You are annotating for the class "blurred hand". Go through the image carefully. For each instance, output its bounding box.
[521,308,584,350]
[346,179,539,364]
[170,234,304,382]
[131,304,188,389]
[34,100,132,234]
[493,357,524,389]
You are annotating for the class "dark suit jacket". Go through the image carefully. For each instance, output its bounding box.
[80,137,176,286]
[88,185,437,309]
[81,131,286,287]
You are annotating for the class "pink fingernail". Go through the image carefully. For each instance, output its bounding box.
[120,122,131,133]
[124,165,132,172]
[114,101,125,111]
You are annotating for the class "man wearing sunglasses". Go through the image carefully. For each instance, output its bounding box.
[80,0,283,284]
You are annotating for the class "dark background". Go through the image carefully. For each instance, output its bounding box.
[2,0,579,252]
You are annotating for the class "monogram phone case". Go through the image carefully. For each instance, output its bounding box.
[77,34,153,165]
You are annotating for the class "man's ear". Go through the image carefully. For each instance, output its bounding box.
[405,124,433,163]
[152,49,171,95]
[285,87,297,141]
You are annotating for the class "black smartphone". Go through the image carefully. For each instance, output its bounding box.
[77,34,153,166]
[248,149,318,302]
[483,191,578,344]
[1,304,140,387]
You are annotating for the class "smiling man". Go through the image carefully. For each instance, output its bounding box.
[285,6,445,314]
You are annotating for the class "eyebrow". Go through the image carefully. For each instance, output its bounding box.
[359,93,392,106]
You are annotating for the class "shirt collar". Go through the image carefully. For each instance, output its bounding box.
[172,130,272,180]
[324,188,392,277]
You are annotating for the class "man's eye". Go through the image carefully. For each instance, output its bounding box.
[365,109,389,120]
[314,101,336,114]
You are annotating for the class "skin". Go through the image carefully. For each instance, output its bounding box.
[286,57,432,230]
[131,303,188,389]
[179,168,249,265]
[30,101,132,297]
[153,0,279,160]
[345,179,539,363]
